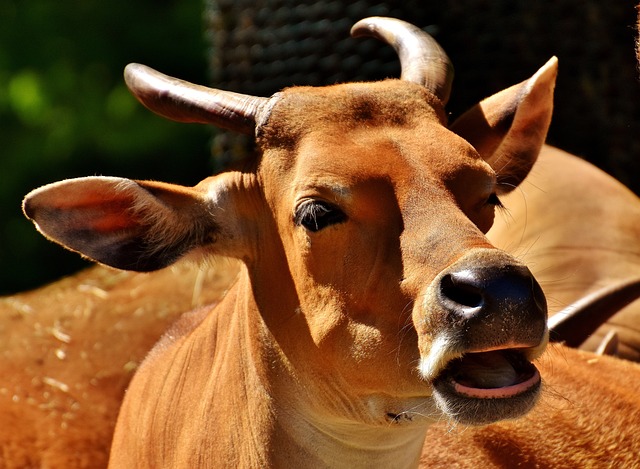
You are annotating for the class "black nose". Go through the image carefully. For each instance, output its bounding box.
[438,264,547,349]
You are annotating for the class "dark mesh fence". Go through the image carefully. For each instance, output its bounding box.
[204,1,640,194]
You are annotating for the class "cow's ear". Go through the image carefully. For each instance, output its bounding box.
[450,57,557,193]
[23,176,231,272]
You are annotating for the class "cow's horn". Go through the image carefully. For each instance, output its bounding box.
[351,17,454,105]
[124,63,269,135]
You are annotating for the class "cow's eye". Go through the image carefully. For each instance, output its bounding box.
[486,193,503,208]
[294,200,347,232]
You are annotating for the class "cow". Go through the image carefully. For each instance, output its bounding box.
[3,270,639,468]
[19,16,639,468]
[488,145,640,361]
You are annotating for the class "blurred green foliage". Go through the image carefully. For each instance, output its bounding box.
[1,0,213,294]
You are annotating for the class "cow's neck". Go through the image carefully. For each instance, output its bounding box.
[235,265,429,468]
[269,408,428,467]
[113,265,429,467]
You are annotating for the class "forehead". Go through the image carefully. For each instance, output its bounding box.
[295,123,478,180]
[290,123,491,211]
[260,79,486,180]
[258,79,444,148]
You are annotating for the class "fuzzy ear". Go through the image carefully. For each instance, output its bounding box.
[450,57,558,193]
[23,177,220,271]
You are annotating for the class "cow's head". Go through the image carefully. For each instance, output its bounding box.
[23,18,554,427]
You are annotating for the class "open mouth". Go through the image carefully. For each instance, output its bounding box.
[431,348,542,424]
[439,349,540,398]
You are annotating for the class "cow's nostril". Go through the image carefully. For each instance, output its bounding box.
[440,273,484,309]
[434,255,548,352]
[437,263,547,343]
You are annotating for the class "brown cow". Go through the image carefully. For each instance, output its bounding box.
[18,16,640,469]
[11,15,638,467]
[3,269,638,467]
[488,145,640,361]
[22,17,554,467]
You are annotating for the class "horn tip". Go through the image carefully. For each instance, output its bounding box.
[350,16,392,38]
[124,62,144,79]
[124,63,150,91]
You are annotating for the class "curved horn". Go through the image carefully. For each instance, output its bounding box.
[124,63,269,135]
[351,17,454,105]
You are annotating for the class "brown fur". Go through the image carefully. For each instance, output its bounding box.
[421,345,640,467]
[488,145,640,361]
[2,268,638,467]
[257,80,445,151]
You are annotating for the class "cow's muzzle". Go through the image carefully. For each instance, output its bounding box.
[418,250,548,424]
[437,262,547,349]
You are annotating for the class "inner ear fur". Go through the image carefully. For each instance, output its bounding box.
[450,57,558,193]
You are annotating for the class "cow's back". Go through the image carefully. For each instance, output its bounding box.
[488,145,640,360]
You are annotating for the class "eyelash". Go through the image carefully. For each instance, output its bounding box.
[294,200,347,232]
[486,193,504,208]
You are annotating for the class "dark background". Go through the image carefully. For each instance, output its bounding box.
[3,0,640,294]
[1,1,212,293]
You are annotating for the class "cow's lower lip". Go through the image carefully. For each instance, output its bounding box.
[435,349,540,399]
[431,349,541,425]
